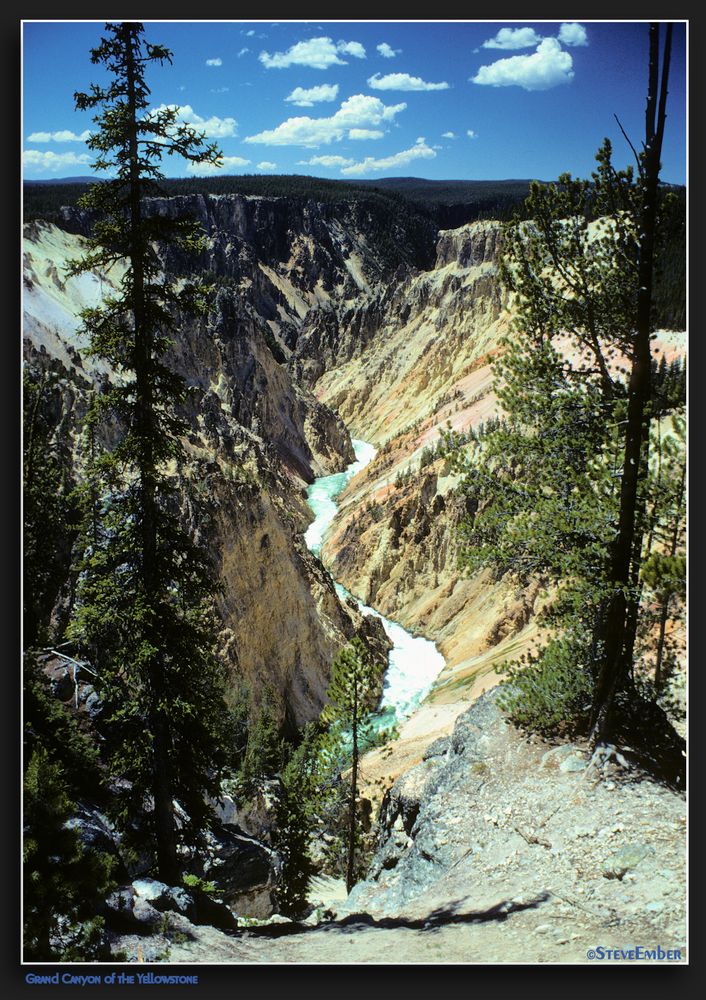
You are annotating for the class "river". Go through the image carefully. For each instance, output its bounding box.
[305,438,446,734]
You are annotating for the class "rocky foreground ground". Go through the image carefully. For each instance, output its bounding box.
[109,691,686,965]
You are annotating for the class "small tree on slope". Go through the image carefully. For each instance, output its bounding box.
[322,638,382,893]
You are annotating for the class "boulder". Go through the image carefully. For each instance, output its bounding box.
[130,877,238,931]
[198,824,281,919]
[102,887,162,933]
[602,843,655,880]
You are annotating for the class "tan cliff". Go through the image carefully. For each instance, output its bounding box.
[302,222,507,444]
[309,219,685,800]
[314,223,541,689]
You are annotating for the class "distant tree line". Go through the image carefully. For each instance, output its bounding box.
[23,172,426,221]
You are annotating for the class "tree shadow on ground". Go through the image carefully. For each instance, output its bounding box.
[239,891,550,939]
[610,693,686,790]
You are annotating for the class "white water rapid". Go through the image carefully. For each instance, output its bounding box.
[305,439,446,730]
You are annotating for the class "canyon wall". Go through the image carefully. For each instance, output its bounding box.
[24,190,435,725]
[26,195,685,729]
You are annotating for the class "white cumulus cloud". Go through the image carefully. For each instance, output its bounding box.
[259,36,364,70]
[558,22,588,47]
[23,149,92,174]
[297,155,355,168]
[186,155,251,176]
[150,104,237,139]
[367,72,449,92]
[377,42,401,58]
[341,137,436,176]
[244,94,405,148]
[337,40,366,59]
[442,131,456,139]
[206,58,222,67]
[257,161,277,170]
[27,129,91,143]
[237,48,249,58]
[348,128,384,140]
[472,37,574,91]
[467,129,478,138]
[285,83,339,107]
[482,27,542,49]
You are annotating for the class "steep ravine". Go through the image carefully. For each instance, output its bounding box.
[309,222,545,785]
[24,205,525,736]
[22,210,547,787]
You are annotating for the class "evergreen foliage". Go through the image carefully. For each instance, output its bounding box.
[272,723,329,917]
[23,655,116,960]
[23,747,116,960]
[651,356,686,415]
[23,369,76,647]
[322,638,382,893]
[237,684,289,797]
[63,21,231,883]
[495,632,595,737]
[448,33,684,748]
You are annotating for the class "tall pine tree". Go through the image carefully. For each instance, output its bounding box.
[65,22,229,884]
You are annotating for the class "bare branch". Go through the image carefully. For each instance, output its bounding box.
[614,114,643,177]
[655,23,673,151]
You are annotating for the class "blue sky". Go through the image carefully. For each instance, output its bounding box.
[22,20,686,184]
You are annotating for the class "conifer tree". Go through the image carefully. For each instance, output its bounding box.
[237,683,289,797]
[322,639,381,893]
[449,23,678,744]
[592,23,674,740]
[65,22,229,884]
[273,723,328,917]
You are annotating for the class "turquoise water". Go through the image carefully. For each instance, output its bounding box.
[305,439,446,728]
[304,440,377,555]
